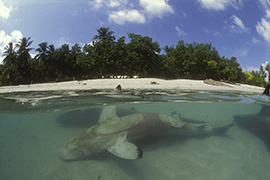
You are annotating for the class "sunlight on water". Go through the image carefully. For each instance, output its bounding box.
[0,90,269,180]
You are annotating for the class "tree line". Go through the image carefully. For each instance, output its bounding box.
[0,27,268,87]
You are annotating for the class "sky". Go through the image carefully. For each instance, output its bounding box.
[0,0,270,71]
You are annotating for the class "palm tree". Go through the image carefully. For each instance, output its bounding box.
[47,44,56,79]
[48,44,55,55]
[3,42,17,65]
[36,42,48,60]
[92,27,115,42]
[16,37,34,56]
[35,42,49,78]
[16,37,34,80]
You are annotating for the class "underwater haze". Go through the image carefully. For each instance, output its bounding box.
[0,90,269,180]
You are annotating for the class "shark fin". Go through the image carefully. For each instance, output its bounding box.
[99,105,119,123]
[170,111,177,116]
[169,111,181,120]
[107,133,142,160]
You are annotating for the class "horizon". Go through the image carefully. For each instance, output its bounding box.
[0,0,270,71]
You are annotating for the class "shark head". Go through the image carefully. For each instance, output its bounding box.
[58,139,97,161]
[59,130,143,161]
[58,144,81,161]
[58,130,106,161]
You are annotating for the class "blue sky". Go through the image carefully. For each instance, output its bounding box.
[0,0,270,71]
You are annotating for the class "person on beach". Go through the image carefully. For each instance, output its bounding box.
[263,66,269,96]
[114,84,122,92]
[263,83,269,96]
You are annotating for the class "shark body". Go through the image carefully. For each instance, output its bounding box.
[234,105,270,151]
[59,105,226,161]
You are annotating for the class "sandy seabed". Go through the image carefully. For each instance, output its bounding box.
[0,79,269,180]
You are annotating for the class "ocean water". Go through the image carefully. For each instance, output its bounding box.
[0,90,269,180]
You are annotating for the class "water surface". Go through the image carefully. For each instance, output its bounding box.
[0,90,269,180]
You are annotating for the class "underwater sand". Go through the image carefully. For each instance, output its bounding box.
[0,101,269,180]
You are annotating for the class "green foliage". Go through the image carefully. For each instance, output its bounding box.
[242,71,265,87]
[0,27,266,87]
[126,33,162,77]
[3,42,17,65]
[0,64,23,85]
[93,27,115,42]
[164,41,243,81]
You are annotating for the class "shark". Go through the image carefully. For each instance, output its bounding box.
[59,105,232,161]
[233,85,270,152]
[234,104,270,151]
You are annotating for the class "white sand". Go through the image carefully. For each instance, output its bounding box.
[0,78,265,94]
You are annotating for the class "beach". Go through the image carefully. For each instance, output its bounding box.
[0,78,265,94]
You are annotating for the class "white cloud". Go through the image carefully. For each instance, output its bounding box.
[236,48,249,57]
[88,0,104,10]
[139,0,173,18]
[258,0,270,9]
[55,36,72,47]
[225,15,248,33]
[261,61,269,69]
[198,0,242,11]
[108,9,145,25]
[256,10,270,45]
[266,9,270,18]
[203,28,210,33]
[0,30,23,63]
[199,0,228,10]
[247,66,260,72]
[89,0,128,10]
[252,37,261,44]
[0,0,13,20]
[231,15,248,32]
[213,31,222,37]
[88,0,173,25]
[203,28,222,37]
[180,9,187,17]
[108,0,127,8]
[175,26,186,36]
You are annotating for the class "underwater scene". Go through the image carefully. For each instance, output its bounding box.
[0,90,269,180]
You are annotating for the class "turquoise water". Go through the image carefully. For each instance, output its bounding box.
[0,90,269,180]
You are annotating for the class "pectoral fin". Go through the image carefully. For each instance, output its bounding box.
[107,133,142,160]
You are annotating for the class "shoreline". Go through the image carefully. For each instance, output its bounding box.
[0,78,265,94]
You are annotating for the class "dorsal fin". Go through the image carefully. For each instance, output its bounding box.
[170,111,177,116]
[170,111,181,120]
[99,105,119,123]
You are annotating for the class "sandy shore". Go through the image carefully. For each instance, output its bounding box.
[0,78,265,94]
